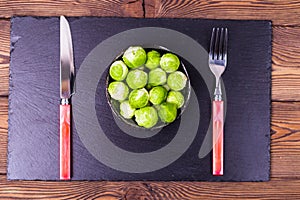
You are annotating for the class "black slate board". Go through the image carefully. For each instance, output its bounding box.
[8,17,272,181]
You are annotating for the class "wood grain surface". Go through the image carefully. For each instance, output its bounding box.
[0,20,9,97]
[0,0,144,18]
[273,26,300,101]
[0,177,299,199]
[144,0,300,26]
[0,98,7,174]
[0,0,300,198]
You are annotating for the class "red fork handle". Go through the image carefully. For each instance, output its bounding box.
[60,104,71,180]
[212,100,224,176]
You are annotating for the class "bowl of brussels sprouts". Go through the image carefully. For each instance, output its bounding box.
[106,45,191,129]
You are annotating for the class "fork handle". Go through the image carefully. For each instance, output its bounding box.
[212,100,224,176]
[60,103,71,180]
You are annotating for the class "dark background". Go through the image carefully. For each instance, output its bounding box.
[8,17,271,181]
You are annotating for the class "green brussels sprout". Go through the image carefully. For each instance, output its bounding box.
[129,88,149,108]
[108,81,129,101]
[167,71,187,91]
[109,60,128,81]
[149,86,167,105]
[122,46,147,69]
[145,50,161,70]
[148,68,167,87]
[120,101,136,119]
[157,102,177,123]
[166,91,185,108]
[135,106,158,128]
[126,69,148,89]
[160,53,180,73]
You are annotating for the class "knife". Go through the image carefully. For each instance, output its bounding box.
[60,16,75,180]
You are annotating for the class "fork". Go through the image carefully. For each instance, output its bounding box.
[209,27,228,176]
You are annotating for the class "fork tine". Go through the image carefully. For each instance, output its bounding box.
[223,28,228,64]
[214,28,219,59]
[218,28,224,60]
[209,28,216,60]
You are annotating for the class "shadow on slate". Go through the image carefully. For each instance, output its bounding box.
[8,17,272,181]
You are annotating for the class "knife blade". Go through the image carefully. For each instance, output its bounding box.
[60,16,75,180]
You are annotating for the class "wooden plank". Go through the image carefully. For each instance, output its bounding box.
[145,0,300,26]
[1,20,300,100]
[271,102,300,178]
[0,98,7,174]
[0,175,299,199]
[0,97,300,179]
[0,20,9,96]
[0,0,143,18]
[272,26,300,101]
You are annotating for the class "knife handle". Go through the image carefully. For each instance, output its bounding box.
[212,100,224,176]
[60,103,71,180]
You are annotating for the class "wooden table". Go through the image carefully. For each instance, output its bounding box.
[0,0,299,199]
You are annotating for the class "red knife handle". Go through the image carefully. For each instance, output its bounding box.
[212,100,224,176]
[60,104,71,180]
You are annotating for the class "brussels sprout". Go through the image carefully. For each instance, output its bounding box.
[120,101,135,119]
[160,53,180,73]
[149,86,167,105]
[108,81,129,101]
[166,91,185,108]
[109,60,128,81]
[148,68,167,87]
[135,106,158,128]
[126,69,148,89]
[157,102,177,123]
[167,71,187,91]
[122,46,147,69]
[145,50,161,70]
[129,88,149,108]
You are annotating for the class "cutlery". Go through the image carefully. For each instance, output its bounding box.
[209,27,228,176]
[60,16,75,180]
